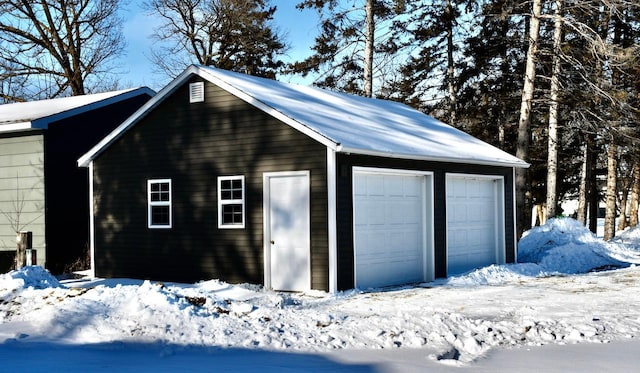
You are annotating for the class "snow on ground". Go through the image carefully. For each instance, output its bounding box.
[2,218,640,371]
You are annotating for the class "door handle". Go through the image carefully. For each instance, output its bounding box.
[270,240,275,245]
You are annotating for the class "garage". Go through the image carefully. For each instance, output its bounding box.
[446,174,505,274]
[353,168,434,289]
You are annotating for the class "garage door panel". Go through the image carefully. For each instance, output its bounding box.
[385,177,403,196]
[446,175,503,275]
[449,204,468,224]
[448,179,465,197]
[467,210,493,225]
[355,230,386,255]
[367,201,387,225]
[354,171,429,289]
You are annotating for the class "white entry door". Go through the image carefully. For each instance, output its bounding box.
[264,171,310,291]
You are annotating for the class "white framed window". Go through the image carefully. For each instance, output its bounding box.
[218,175,245,229]
[148,179,172,229]
[189,82,204,103]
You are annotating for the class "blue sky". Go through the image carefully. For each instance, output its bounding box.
[118,0,320,91]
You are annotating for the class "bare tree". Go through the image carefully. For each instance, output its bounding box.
[144,0,287,79]
[515,0,542,237]
[363,0,374,97]
[0,0,126,99]
[545,0,563,221]
[0,62,28,103]
[539,0,639,234]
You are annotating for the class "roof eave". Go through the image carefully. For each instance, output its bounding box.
[44,87,155,129]
[338,146,530,169]
[0,121,40,134]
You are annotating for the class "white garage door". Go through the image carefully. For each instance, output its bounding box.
[446,175,504,274]
[353,169,433,289]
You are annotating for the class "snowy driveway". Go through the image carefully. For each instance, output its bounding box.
[1,218,640,371]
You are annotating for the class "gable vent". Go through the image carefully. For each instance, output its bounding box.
[189,82,205,103]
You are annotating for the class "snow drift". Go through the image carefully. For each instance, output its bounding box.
[2,217,640,369]
[517,218,639,273]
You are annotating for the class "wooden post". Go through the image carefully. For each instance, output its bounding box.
[15,231,32,269]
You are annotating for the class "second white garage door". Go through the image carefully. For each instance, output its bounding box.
[353,168,434,289]
[446,174,505,274]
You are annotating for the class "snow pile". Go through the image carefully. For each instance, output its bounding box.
[445,263,546,286]
[615,226,640,243]
[3,219,640,369]
[0,266,61,294]
[448,218,640,285]
[517,218,631,273]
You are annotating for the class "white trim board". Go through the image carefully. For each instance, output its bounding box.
[88,161,96,278]
[327,149,338,293]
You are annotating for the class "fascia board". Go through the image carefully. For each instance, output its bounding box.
[39,87,156,129]
[338,146,530,169]
[0,121,36,133]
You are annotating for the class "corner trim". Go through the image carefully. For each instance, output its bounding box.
[88,161,96,278]
[513,167,518,262]
[327,148,338,293]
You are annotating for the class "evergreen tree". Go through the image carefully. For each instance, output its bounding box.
[144,0,288,79]
[291,0,405,96]
[455,0,527,149]
[389,0,476,125]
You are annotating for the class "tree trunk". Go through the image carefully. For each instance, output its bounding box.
[546,0,563,220]
[15,231,32,270]
[515,0,542,238]
[604,141,617,240]
[363,0,374,98]
[576,142,589,225]
[629,162,640,227]
[588,141,599,234]
[446,0,456,125]
[535,203,545,226]
[617,183,628,231]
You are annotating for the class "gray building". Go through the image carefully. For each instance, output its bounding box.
[79,66,527,292]
[0,88,154,273]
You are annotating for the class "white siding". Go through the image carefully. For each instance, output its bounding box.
[0,134,46,266]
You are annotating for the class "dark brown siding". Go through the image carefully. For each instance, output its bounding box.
[336,153,516,291]
[93,77,329,290]
[44,94,152,274]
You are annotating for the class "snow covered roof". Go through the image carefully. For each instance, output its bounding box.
[78,65,527,168]
[0,87,155,133]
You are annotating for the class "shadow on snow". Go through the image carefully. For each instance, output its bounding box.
[0,340,380,372]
